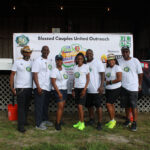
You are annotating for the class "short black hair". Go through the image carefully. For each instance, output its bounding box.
[86,49,93,53]
[75,52,86,65]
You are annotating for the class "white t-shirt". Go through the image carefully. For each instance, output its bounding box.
[105,65,122,90]
[74,64,90,88]
[51,67,68,90]
[12,59,32,88]
[32,56,53,91]
[87,59,105,93]
[118,57,143,91]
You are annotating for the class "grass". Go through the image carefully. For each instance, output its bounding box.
[0,112,150,150]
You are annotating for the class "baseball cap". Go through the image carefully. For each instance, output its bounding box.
[121,46,130,51]
[55,55,63,61]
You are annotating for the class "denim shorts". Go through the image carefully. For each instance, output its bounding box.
[53,90,67,103]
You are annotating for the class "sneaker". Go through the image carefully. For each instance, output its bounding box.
[18,127,26,133]
[108,120,116,129]
[123,119,131,127]
[131,121,137,132]
[105,121,112,127]
[42,121,53,127]
[73,121,81,128]
[55,122,61,130]
[36,122,47,130]
[86,119,95,126]
[96,122,102,131]
[60,120,65,126]
[78,122,85,131]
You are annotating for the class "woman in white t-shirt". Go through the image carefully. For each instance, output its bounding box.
[72,52,90,131]
[51,55,68,130]
[105,54,122,129]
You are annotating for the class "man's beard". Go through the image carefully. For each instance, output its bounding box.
[23,56,30,60]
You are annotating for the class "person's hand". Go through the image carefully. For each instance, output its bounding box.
[139,86,142,91]
[58,92,63,100]
[37,87,42,95]
[106,81,110,85]
[72,90,75,98]
[98,86,104,95]
[11,88,16,96]
[80,89,86,98]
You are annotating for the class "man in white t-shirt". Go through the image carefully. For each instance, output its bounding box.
[10,46,32,133]
[118,46,143,131]
[32,46,53,130]
[85,49,105,130]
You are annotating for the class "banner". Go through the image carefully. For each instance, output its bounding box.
[141,61,150,95]
[13,33,133,93]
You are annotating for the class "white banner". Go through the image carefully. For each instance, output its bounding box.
[13,33,133,93]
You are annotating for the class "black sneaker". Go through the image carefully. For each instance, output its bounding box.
[18,127,26,133]
[123,119,131,127]
[55,122,61,130]
[96,122,102,131]
[131,121,137,132]
[60,120,65,126]
[86,119,95,126]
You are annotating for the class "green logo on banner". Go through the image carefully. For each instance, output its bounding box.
[120,36,131,48]
[124,67,130,72]
[106,72,111,78]
[16,35,29,47]
[74,72,80,78]
[63,74,68,79]
[26,66,31,72]
[48,64,52,70]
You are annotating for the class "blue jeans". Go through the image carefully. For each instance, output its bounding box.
[34,89,51,126]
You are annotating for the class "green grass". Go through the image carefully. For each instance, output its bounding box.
[0,112,150,150]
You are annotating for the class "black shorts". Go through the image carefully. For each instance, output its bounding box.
[74,88,86,105]
[120,87,138,108]
[105,87,121,104]
[53,90,67,103]
[85,93,102,108]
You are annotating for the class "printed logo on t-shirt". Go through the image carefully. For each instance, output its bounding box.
[48,64,52,70]
[124,67,130,72]
[63,74,68,79]
[74,72,80,78]
[26,66,31,72]
[106,72,111,78]
[89,67,92,72]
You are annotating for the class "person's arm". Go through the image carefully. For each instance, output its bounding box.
[98,72,105,94]
[33,72,42,95]
[10,71,16,95]
[106,72,122,85]
[51,78,63,100]
[80,73,90,97]
[138,73,143,91]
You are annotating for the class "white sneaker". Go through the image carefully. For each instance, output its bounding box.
[36,123,47,130]
[42,121,53,127]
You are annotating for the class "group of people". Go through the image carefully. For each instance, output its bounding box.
[10,45,143,133]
